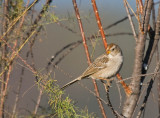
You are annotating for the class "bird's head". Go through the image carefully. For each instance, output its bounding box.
[106,43,122,57]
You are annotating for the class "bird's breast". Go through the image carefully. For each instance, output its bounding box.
[97,55,123,79]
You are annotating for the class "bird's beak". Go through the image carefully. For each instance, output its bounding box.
[107,50,111,55]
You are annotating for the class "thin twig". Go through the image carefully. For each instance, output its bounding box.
[17,0,30,35]
[0,0,9,116]
[102,82,121,118]
[136,60,160,118]
[123,0,138,42]
[117,71,160,83]
[132,82,148,117]
[152,2,156,30]
[34,89,43,114]
[156,43,160,117]
[12,71,23,118]
[0,64,11,117]
[158,72,160,116]
[114,79,122,108]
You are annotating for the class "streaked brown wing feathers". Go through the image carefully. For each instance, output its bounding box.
[81,54,108,78]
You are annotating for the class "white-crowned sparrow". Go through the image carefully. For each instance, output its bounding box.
[61,43,123,89]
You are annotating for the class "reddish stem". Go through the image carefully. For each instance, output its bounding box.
[72,0,107,118]
[72,0,91,64]
[91,0,107,49]
[116,73,132,96]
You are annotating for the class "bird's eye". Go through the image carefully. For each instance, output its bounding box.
[111,48,115,51]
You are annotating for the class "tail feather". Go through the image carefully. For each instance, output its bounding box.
[61,77,82,90]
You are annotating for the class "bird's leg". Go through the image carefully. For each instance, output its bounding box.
[98,77,112,87]
[106,79,111,87]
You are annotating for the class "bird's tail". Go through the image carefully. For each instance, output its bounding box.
[61,76,82,90]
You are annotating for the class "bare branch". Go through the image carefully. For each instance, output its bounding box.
[136,60,160,118]
[123,0,138,42]
[33,89,43,114]
[102,83,122,118]
[122,0,153,117]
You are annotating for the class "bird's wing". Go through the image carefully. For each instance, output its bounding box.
[81,54,108,78]
[61,54,108,89]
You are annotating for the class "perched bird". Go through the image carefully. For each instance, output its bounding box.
[61,43,123,90]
